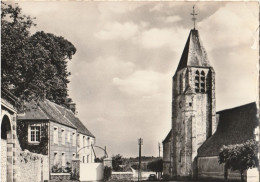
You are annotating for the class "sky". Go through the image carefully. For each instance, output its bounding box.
[16,1,258,158]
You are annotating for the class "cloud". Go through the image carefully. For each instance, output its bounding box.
[165,15,182,23]
[199,2,258,50]
[95,22,139,40]
[140,27,188,51]
[149,4,163,12]
[113,70,170,96]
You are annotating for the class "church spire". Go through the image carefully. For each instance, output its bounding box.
[176,30,211,72]
[175,7,211,72]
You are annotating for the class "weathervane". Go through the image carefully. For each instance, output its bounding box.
[190,5,197,29]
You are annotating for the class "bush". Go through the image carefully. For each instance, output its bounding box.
[104,166,112,181]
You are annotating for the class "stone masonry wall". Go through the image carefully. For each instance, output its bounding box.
[16,149,49,182]
[111,172,133,181]
[172,67,215,179]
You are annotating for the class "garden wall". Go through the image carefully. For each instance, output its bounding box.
[80,162,104,181]
[111,172,133,181]
[16,149,49,182]
[198,156,243,181]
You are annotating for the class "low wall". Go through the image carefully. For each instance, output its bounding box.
[16,150,49,182]
[50,173,70,181]
[111,172,133,181]
[80,162,104,181]
[198,156,243,181]
[132,169,156,181]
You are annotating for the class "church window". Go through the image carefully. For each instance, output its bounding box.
[179,74,183,94]
[189,102,192,107]
[179,150,182,163]
[195,70,200,93]
[200,71,205,92]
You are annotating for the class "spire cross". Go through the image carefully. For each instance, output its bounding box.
[190,5,197,29]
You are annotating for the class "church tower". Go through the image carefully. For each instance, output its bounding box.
[171,21,217,178]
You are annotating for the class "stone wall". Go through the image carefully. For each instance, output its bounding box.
[172,67,216,178]
[111,172,133,181]
[50,173,70,181]
[198,156,243,181]
[16,149,49,182]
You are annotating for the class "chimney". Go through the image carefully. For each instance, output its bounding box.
[69,103,76,114]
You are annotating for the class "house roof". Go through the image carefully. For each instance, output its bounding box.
[18,99,95,137]
[162,129,172,144]
[55,104,95,137]
[176,29,211,72]
[197,102,258,157]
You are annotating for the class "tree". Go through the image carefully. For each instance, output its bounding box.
[1,2,76,107]
[218,139,259,181]
[112,154,123,171]
[147,159,163,176]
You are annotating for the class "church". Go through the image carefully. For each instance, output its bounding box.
[162,15,259,180]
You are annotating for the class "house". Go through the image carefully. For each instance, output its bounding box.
[162,129,172,179]
[162,27,258,180]
[17,99,95,176]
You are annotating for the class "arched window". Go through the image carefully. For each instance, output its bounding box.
[200,71,205,92]
[179,74,183,94]
[195,70,200,93]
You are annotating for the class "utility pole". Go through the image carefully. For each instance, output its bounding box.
[138,138,143,182]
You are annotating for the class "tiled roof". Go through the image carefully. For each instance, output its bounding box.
[18,100,95,137]
[162,129,172,144]
[55,104,95,137]
[176,29,211,72]
[197,102,258,157]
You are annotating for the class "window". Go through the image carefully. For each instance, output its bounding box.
[189,102,192,107]
[61,129,65,145]
[77,134,80,148]
[53,127,58,144]
[67,131,70,143]
[72,153,76,159]
[62,153,65,166]
[179,73,183,94]
[87,137,90,146]
[28,125,41,143]
[54,152,58,165]
[195,70,200,93]
[82,136,86,147]
[200,71,205,92]
[179,150,182,163]
[83,156,85,163]
[72,132,76,146]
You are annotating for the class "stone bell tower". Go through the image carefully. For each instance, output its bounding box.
[171,27,217,179]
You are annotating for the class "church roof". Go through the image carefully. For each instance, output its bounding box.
[162,129,172,144]
[18,99,95,137]
[176,29,211,72]
[197,102,258,157]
